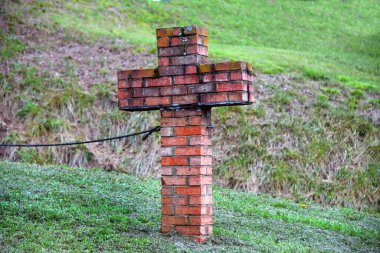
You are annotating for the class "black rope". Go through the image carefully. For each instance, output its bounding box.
[0,126,161,148]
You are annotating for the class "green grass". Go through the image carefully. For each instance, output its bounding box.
[7,0,380,90]
[0,162,379,252]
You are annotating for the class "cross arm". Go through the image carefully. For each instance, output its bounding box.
[117,61,255,111]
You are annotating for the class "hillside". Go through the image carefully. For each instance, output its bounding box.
[1,162,379,252]
[0,0,379,211]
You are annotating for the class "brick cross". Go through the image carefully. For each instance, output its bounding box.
[117,25,254,243]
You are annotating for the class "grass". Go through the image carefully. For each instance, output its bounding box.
[5,0,380,90]
[0,161,379,252]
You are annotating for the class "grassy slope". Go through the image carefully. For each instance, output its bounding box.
[15,0,380,90]
[1,1,379,211]
[0,162,379,252]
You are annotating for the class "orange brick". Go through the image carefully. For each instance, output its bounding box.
[175,206,208,215]
[176,186,207,195]
[157,37,169,47]
[161,157,188,166]
[175,126,206,136]
[199,63,213,73]
[131,69,155,78]
[162,205,174,215]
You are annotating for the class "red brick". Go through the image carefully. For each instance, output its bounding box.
[188,83,214,94]
[162,216,187,225]
[200,93,228,103]
[159,66,184,76]
[215,73,229,82]
[158,57,170,66]
[171,35,202,46]
[145,77,171,87]
[230,71,248,81]
[160,85,187,96]
[186,65,198,74]
[161,117,187,127]
[172,95,198,105]
[176,186,207,195]
[161,110,172,117]
[118,99,128,107]
[162,157,188,166]
[228,92,248,102]
[118,90,130,99]
[161,225,174,233]
[189,196,212,205]
[173,75,199,85]
[214,61,246,71]
[117,70,131,80]
[130,79,143,87]
[162,205,174,215]
[175,147,202,156]
[188,116,204,126]
[158,46,185,57]
[175,226,207,236]
[161,196,188,205]
[162,176,187,185]
[161,136,187,146]
[189,136,212,146]
[133,88,159,97]
[216,82,247,92]
[118,80,128,88]
[175,167,209,176]
[188,216,213,225]
[145,97,171,106]
[186,45,208,56]
[189,176,213,185]
[175,206,208,215]
[189,156,212,166]
[175,126,206,136]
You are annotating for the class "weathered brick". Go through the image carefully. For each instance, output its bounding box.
[188,116,204,126]
[176,206,208,215]
[215,72,229,82]
[129,79,143,88]
[161,196,188,205]
[214,61,246,71]
[228,92,248,102]
[162,157,188,166]
[199,63,213,73]
[189,156,212,166]
[161,186,174,195]
[189,196,212,205]
[160,127,174,137]
[158,46,185,57]
[161,147,173,156]
[156,27,182,37]
[230,71,248,81]
[158,57,170,66]
[186,45,208,56]
[159,66,184,76]
[161,167,174,175]
[118,80,128,89]
[162,176,187,185]
[172,95,198,105]
[201,74,213,82]
[188,83,214,94]
[117,70,131,80]
[160,85,187,96]
[200,93,228,103]
[133,87,160,97]
[145,97,171,106]
[182,25,208,36]
[186,65,198,74]
[161,224,174,233]
[175,147,203,156]
[172,109,203,117]
[216,82,247,92]
[131,69,155,78]
[189,136,212,146]
[175,167,209,175]
[161,205,174,215]
[173,75,199,85]
[118,90,130,99]
[175,126,206,136]
[161,118,187,127]
[189,176,213,185]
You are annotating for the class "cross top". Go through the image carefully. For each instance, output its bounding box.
[117,25,254,111]
[117,25,255,243]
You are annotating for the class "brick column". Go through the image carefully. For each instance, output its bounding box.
[160,107,213,243]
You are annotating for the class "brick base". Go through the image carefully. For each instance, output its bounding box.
[160,107,213,241]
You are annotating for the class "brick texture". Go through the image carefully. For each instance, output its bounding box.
[160,107,213,241]
[117,25,256,243]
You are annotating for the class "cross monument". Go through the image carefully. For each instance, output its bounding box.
[117,25,254,243]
